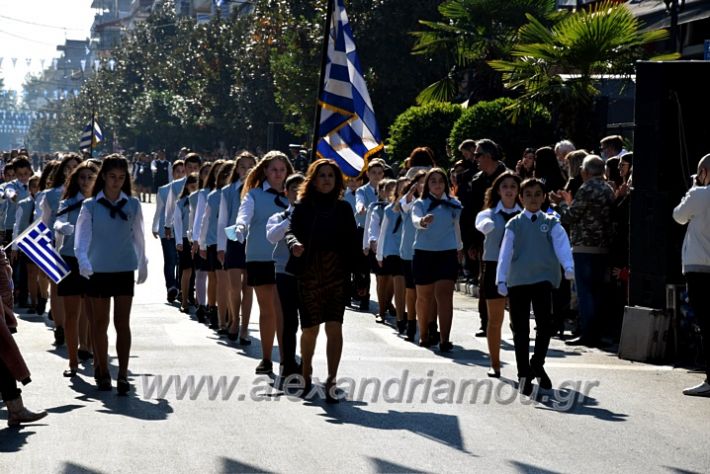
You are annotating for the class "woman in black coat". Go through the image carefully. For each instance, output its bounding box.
[285,159,359,403]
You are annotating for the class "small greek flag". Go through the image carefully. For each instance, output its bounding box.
[79,117,103,150]
[14,221,71,284]
[315,0,383,177]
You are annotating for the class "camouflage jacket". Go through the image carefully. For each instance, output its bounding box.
[558,177,615,252]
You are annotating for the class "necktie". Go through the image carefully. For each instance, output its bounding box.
[427,197,462,213]
[498,209,519,224]
[531,213,538,223]
[392,215,403,234]
[97,197,128,220]
[265,188,288,209]
[57,199,84,217]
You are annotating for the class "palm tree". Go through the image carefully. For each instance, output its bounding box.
[411,0,557,104]
[489,1,678,147]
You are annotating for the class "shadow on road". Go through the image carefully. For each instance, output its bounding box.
[221,457,274,473]
[508,460,562,473]
[368,457,427,473]
[60,462,106,474]
[0,425,39,452]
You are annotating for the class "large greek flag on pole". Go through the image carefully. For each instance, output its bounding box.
[79,118,103,150]
[14,221,71,284]
[315,0,383,177]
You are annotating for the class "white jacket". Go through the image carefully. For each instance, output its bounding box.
[673,185,710,273]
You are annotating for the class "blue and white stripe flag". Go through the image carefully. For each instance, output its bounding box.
[315,0,383,177]
[13,221,71,284]
[79,117,103,150]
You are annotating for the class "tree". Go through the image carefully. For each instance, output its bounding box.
[489,1,678,147]
[411,0,557,104]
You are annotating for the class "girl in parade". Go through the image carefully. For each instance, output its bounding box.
[218,151,256,344]
[11,176,40,312]
[75,154,148,394]
[411,168,463,352]
[364,178,396,323]
[474,171,522,377]
[54,162,99,377]
[375,177,408,333]
[199,161,233,333]
[190,162,214,323]
[234,151,293,374]
[173,173,199,313]
[397,171,426,342]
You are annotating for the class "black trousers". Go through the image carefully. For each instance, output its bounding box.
[353,227,370,301]
[508,282,554,379]
[276,273,300,368]
[0,358,21,402]
[687,272,710,380]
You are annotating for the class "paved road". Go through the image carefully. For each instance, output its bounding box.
[1,202,709,473]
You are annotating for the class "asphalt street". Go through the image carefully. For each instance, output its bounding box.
[1,201,708,473]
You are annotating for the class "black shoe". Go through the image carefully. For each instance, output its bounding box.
[167,287,178,303]
[519,377,534,396]
[375,314,386,324]
[439,341,453,353]
[396,319,407,335]
[208,307,218,329]
[530,363,552,390]
[255,359,273,374]
[418,339,432,348]
[25,307,36,314]
[196,305,206,323]
[406,320,417,342]
[54,327,65,346]
[387,303,396,317]
[36,298,47,315]
[239,337,251,346]
[117,377,131,396]
[78,349,93,361]
[227,332,239,341]
[475,329,487,337]
[217,328,228,336]
[487,368,501,378]
[427,322,439,346]
[325,381,340,404]
[97,375,112,391]
[63,368,77,378]
[359,299,370,312]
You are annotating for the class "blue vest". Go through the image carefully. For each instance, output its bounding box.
[3,180,29,230]
[381,204,402,258]
[221,181,243,227]
[82,196,141,272]
[399,205,416,261]
[57,195,84,257]
[177,196,191,240]
[245,186,288,262]
[271,210,292,275]
[15,197,34,234]
[482,209,520,262]
[170,177,186,203]
[205,188,222,246]
[412,196,462,252]
[355,183,377,228]
[156,184,171,239]
[506,213,562,288]
[343,189,356,215]
[44,187,62,228]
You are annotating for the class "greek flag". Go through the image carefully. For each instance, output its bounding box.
[14,221,71,284]
[79,118,103,150]
[315,0,383,177]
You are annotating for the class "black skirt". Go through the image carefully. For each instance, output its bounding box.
[205,245,223,272]
[381,255,404,277]
[224,239,246,270]
[57,255,87,297]
[246,261,276,287]
[85,272,134,298]
[412,249,459,286]
[177,238,194,269]
[401,259,415,289]
[481,260,504,300]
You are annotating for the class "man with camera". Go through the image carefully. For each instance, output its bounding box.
[673,154,710,397]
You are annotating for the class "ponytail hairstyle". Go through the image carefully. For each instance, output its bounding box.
[63,161,99,199]
[241,150,294,199]
[92,154,132,197]
[204,160,226,190]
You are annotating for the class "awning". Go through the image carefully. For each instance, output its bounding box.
[625,0,710,31]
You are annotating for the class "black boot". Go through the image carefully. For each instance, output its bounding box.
[36,297,47,315]
[427,321,439,346]
[397,319,407,335]
[208,306,218,329]
[196,305,206,323]
[53,326,65,346]
[406,320,417,342]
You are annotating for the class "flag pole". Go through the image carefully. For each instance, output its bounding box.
[310,0,334,162]
[89,109,95,159]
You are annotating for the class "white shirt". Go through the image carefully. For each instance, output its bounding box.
[74,191,148,282]
[191,190,207,243]
[173,204,185,245]
[164,177,186,230]
[366,205,383,247]
[496,210,574,285]
[151,186,166,235]
[355,183,377,215]
[266,205,293,245]
[475,202,522,235]
[198,195,213,251]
